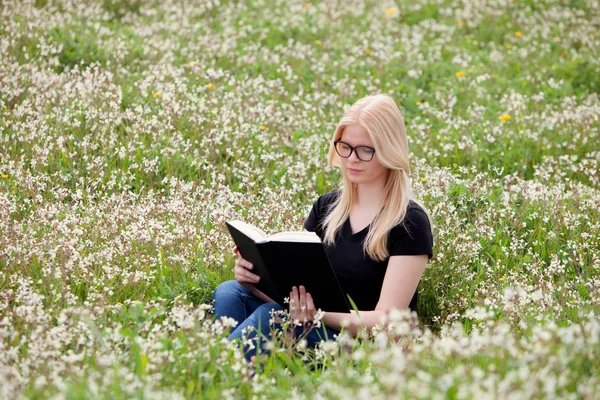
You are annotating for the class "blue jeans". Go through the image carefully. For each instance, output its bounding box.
[212,280,340,361]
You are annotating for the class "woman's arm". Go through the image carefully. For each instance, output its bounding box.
[249,286,276,303]
[322,254,428,336]
[321,310,386,335]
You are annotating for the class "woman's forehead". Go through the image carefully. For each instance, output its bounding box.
[340,124,372,145]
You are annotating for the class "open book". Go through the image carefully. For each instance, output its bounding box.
[225,220,350,313]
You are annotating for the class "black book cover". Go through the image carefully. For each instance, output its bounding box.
[225,221,350,313]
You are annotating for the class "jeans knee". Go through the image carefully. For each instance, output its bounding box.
[212,280,244,302]
[253,303,285,326]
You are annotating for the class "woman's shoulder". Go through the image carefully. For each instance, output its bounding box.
[393,201,432,235]
[388,200,434,258]
[313,189,341,209]
[406,200,429,220]
[304,189,341,233]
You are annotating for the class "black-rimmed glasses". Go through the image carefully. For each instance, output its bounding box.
[334,140,376,162]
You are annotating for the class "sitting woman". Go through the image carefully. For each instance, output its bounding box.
[212,94,433,361]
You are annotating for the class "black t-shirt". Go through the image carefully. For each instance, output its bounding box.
[304,189,433,314]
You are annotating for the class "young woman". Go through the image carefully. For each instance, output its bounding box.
[212,94,433,361]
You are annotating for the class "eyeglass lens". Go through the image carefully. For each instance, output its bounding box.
[335,141,375,161]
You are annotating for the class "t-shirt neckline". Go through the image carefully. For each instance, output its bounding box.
[344,217,370,238]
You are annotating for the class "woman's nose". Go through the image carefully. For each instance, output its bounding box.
[348,150,361,162]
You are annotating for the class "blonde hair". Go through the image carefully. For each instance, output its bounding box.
[321,94,423,261]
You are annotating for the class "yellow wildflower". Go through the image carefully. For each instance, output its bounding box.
[386,8,397,14]
[304,2,311,8]
[153,91,161,98]
[499,277,505,281]
[515,31,522,37]
[1,174,8,179]
[364,48,371,55]
[420,177,429,182]
[499,114,511,123]
[207,83,216,89]
[456,71,465,78]
[439,302,443,307]
[260,125,266,130]
[416,101,421,105]
[458,20,464,26]
[315,40,322,46]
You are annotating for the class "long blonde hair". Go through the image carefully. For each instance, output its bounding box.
[322,94,420,261]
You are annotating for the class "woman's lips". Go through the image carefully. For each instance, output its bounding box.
[348,168,362,174]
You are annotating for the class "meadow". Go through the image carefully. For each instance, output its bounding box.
[1,0,599,398]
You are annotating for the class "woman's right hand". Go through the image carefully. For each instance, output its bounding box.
[233,245,261,288]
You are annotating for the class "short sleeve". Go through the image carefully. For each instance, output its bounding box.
[304,201,320,233]
[303,190,340,239]
[389,205,434,259]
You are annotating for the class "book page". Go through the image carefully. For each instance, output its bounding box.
[267,231,321,243]
[227,220,267,242]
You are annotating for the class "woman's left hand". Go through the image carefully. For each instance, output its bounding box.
[289,285,317,325]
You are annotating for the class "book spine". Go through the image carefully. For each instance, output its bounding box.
[225,222,281,304]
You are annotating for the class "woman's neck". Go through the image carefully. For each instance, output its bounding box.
[353,180,386,209]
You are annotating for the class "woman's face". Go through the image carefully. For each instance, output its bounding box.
[338,124,389,187]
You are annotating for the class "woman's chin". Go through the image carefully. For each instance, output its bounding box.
[346,175,364,184]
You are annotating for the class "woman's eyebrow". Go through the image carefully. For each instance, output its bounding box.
[339,140,374,147]
[350,143,375,147]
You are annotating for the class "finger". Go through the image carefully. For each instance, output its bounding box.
[236,274,258,285]
[306,293,316,315]
[235,260,244,271]
[288,291,296,318]
[235,257,252,269]
[290,287,301,319]
[235,258,253,270]
[299,285,307,307]
[290,286,299,306]
[235,267,260,283]
[242,269,260,283]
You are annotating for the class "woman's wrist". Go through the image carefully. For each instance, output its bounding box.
[322,311,356,333]
[323,310,386,335]
[249,286,276,303]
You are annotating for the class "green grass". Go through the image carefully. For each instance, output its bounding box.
[1,0,599,398]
